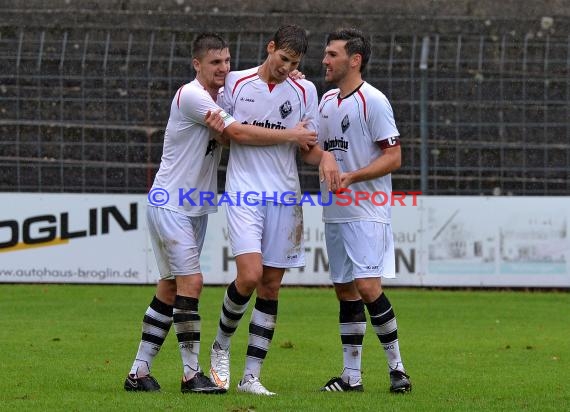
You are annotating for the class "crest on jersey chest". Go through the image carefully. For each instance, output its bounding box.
[341,114,350,133]
[280,100,292,119]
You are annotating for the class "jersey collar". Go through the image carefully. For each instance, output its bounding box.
[338,81,365,101]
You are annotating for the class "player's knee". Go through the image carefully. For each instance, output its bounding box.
[356,281,382,303]
[235,273,261,295]
[257,283,280,300]
[175,273,204,297]
[334,281,359,301]
[156,279,177,304]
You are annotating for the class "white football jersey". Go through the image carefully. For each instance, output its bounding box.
[223,66,319,199]
[150,79,236,216]
[318,82,400,223]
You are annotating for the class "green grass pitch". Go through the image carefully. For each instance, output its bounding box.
[0,285,568,411]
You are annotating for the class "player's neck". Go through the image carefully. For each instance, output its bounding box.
[337,74,364,99]
[257,63,284,85]
[195,76,220,101]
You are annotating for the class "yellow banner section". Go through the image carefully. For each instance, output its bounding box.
[0,238,69,253]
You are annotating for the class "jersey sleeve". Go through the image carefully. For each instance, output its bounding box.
[217,87,232,113]
[303,81,319,135]
[222,72,237,116]
[178,85,236,128]
[369,92,400,143]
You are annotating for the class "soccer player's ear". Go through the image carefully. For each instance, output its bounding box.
[267,41,276,54]
[350,53,362,70]
[192,58,200,73]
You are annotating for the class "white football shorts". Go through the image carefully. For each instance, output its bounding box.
[147,206,208,279]
[226,200,305,268]
[325,221,396,283]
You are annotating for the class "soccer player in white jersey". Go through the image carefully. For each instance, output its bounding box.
[317,28,412,394]
[124,32,318,395]
[208,25,339,396]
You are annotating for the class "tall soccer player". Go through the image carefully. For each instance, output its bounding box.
[317,28,412,393]
[208,25,339,396]
[124,32,318,394]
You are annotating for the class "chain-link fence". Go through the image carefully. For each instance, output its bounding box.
[1,28,569,195]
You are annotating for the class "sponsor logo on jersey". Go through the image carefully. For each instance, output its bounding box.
[239,97,255,103]
[341,114,350,133]
[279,100,293,119]
[243,120,287,130]
[323,137,349,152]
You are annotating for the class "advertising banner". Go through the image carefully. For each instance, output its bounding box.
[1,194,568,287]
[0,194,158,284]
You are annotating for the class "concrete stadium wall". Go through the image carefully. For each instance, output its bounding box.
[2,0,570,16]
[1,0,569,35]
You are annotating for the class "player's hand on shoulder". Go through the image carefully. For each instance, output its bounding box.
[289,69,306,80]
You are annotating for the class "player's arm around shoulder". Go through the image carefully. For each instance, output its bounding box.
[295,79,320,152]
[297,79,321,156]
[182,84,235,146]
[204,109,231,146]
[221,119,317,149]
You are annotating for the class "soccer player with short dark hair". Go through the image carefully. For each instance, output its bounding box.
[317,28,412,394]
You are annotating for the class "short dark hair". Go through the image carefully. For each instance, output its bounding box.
[271,24,308,56]
[326,28,371,72]
[192,32,228,59]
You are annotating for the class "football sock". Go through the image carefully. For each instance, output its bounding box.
[339,299,366,385]
[214,280,251,350]
[173,295,201,381]
[129,296,173,377]
[365,292,405,372]
[243,297,277,379]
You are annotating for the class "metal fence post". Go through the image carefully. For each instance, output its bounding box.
[420,36,430,194]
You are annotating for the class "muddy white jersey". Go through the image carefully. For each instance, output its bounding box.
[318,82,400,223]
[223,66,319,200]
[150,78,236,216]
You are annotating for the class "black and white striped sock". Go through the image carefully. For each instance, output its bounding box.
[243,297,277,379]
[339,299,366,385]
[214,281,251,350]
[173,295,201,380]
[366,293,405,372]
[129,296,173,377]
